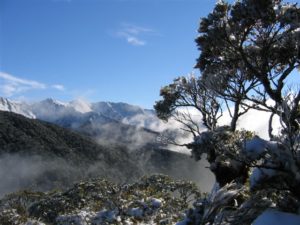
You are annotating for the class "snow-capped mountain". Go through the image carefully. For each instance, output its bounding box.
[0,97,157,127]
[91,101,159,129]
[29,98,78,122]
[0,97,163,142]
[91,101,146,120]
[0,97,35,119]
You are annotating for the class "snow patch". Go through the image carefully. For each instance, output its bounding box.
[250,168,277,188]
[127,207,144,218]
[252,210,300,225]
[151,198,163,208]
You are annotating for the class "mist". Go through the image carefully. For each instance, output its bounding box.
[0,152,215,198]
[0,152,139,198]
[92,123,158,150]
[0,154,82,197]
[0,98,217,198]
[83,121,215,192]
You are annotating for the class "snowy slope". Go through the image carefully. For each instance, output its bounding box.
[0,97,35,119]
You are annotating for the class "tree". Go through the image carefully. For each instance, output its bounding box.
[155,0,300,224]
[195,0,300,134]
[155,75,223,134]
[155,0,300,197]
[202,63,259,131]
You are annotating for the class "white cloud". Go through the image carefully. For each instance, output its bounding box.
[218,100,281,139]
[0,72,46,89]
[0,72,46,97]
[126,36,145,46]
[0,72,66,97]
[2,85,17,97]
[121,24,154,35]
[116,23,156,46]
[52,84,65,91]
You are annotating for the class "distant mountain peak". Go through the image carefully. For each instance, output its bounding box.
[42,98,68,106]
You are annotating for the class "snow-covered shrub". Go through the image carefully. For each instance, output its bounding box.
[0,175,201,225]
[188,126,254,186]
[179,118,300,224]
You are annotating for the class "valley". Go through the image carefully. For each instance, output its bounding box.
[0,97,214,198]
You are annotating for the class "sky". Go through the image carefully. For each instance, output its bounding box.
[0,0,221,109]
[1,0,299,109]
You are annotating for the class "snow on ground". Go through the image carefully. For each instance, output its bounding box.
[250,167,277,188]
[150,198,163,208]
[252,210,300,225]
[25,221,46,225]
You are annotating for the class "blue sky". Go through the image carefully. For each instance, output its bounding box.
[1,0,298,109]
[0,0,218,108]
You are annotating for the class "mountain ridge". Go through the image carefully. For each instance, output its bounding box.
[0,97,155,123]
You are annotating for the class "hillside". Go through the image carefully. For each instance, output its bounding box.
[0,111,214,197]
[0,111,141,196]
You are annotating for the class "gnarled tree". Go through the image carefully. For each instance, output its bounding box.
[155,0,300,191]
[195,0,300,134]
[155,1,300,224]
[155,75,223,134]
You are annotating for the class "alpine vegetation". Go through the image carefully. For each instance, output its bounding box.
[0,175,201,225]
